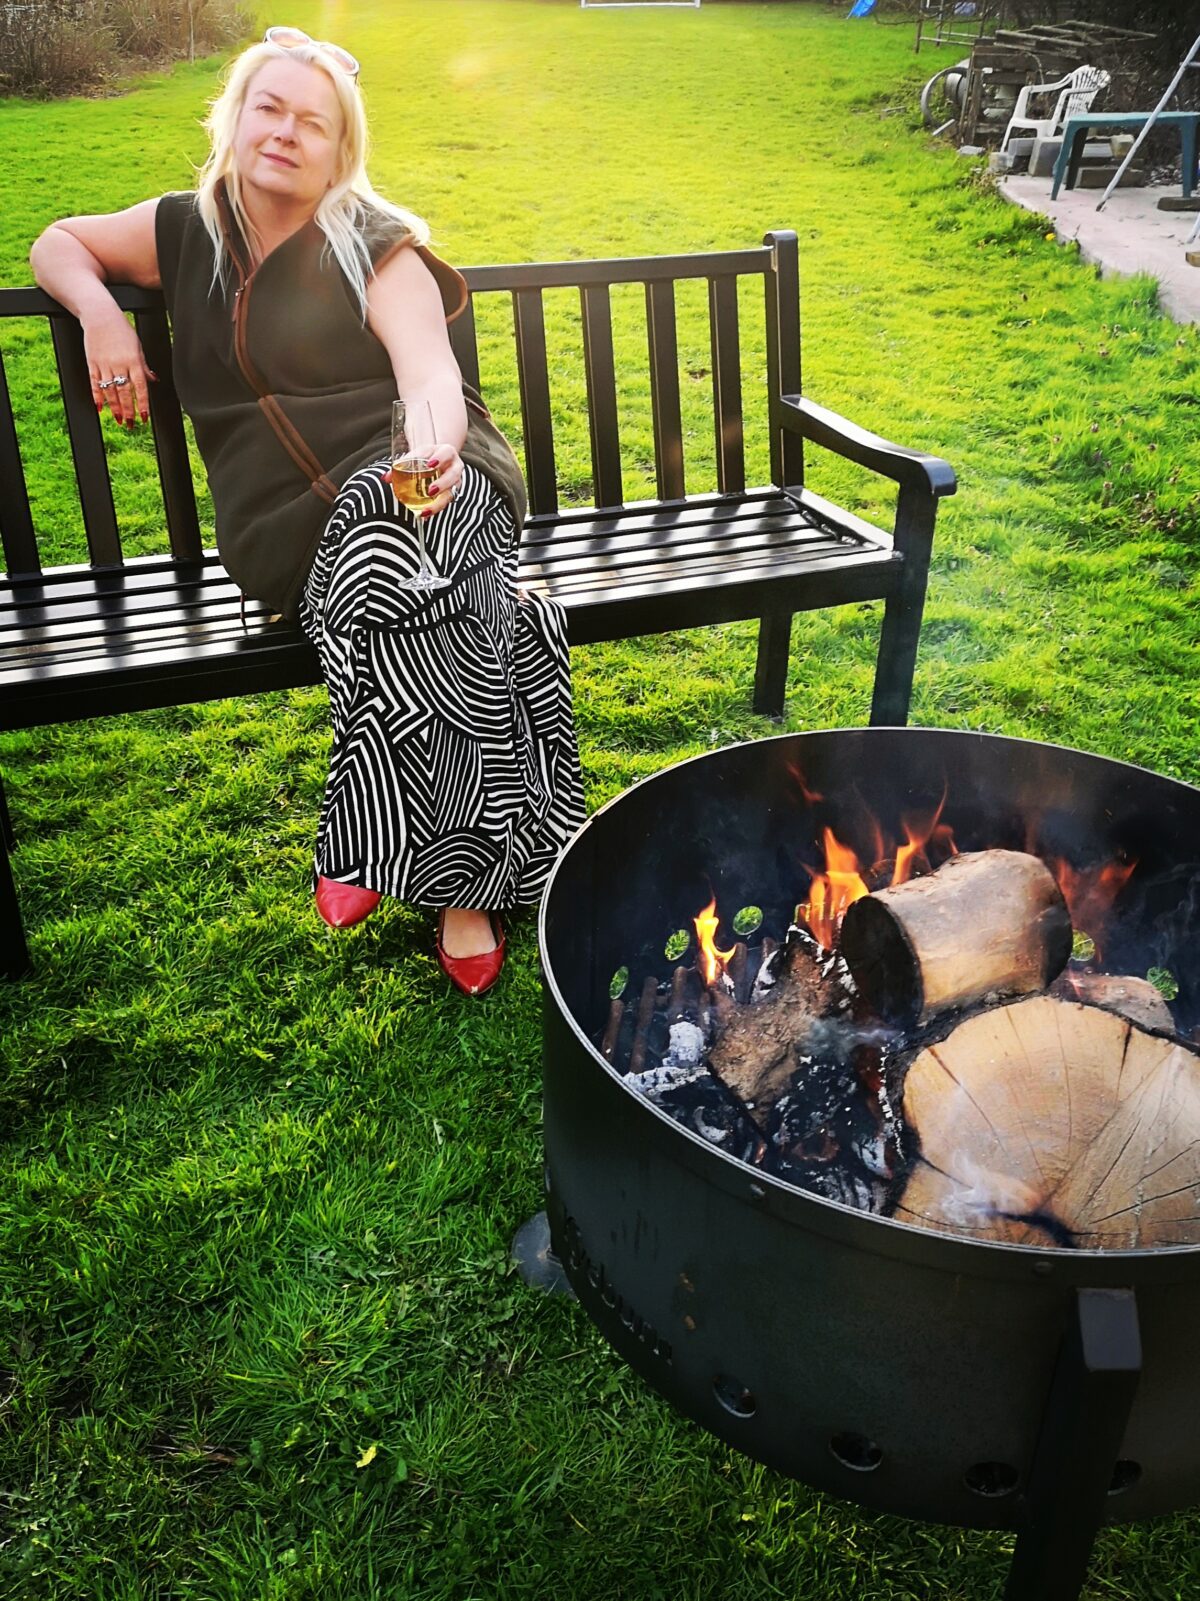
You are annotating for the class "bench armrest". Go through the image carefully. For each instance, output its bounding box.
[779,394,957,498]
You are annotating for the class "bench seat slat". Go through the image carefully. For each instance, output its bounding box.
[549,557,902,649]
[519,520,864,583]
[7,616,297,666]
[527,542,896,596]
[1,597,264,651]
[2,555,221,605]
[0,573,249,631]
[519,493,876,551]
[536,545,896,602]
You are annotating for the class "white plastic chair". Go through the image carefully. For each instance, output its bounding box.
[999,65,1110,154]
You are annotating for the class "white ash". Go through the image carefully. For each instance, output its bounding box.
[666,1018,707,1066]
[624,1056,707,1098]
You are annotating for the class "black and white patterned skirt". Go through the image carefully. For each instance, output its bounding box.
[298,461,585,909]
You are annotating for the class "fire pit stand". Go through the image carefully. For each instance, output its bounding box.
[536,729,1200,1601]
[1008,1287,1142,1600]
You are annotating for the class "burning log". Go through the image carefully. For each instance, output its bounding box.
[894,994,1200,1249]
[706,930,846,1128]
[839,850,1072,1026]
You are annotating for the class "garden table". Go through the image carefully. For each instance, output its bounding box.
[1051,111,1200,201]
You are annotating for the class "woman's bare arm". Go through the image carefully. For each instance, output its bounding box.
[30,199,162,425]
[367,243,468,514]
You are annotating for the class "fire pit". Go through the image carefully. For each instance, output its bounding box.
[538,729,1200,1600]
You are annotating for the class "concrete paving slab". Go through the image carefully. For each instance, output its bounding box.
[999,173,1200,325]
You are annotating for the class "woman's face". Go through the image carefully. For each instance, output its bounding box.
[234,57,345,216]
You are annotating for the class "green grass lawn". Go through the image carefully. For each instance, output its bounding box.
[2,2,1199,1596]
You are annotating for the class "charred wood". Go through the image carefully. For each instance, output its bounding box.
[705,927,846,1128]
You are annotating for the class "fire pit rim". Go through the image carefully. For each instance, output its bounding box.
[540,726,1200,1269]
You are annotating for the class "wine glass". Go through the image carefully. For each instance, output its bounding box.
[390,398,450,592]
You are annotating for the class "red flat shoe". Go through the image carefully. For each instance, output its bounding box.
[315,876,381,929]
[436,912,505,997]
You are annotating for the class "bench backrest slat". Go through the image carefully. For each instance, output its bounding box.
[513,287,559,517]
[708,274,745,496]
[580,284,623,509]
[49,316,124,568]
[0,344,40,577]
[448,294,482,394]
[134,306,203,562]
[646,279,685,502]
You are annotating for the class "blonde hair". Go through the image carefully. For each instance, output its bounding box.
[195,39,427,315]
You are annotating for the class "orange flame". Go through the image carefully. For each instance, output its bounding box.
[1051,855,1137,956]
[893,793,957,886]
[694,897,737,987]
[798,827,872,951]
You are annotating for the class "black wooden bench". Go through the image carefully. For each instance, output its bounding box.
[0,229,956,977]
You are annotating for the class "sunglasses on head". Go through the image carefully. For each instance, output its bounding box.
[263,26,360,80]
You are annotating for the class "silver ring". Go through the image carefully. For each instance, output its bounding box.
[97,378,114,390]
[111,374,130,387]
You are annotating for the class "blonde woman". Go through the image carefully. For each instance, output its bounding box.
[30,27,584,996]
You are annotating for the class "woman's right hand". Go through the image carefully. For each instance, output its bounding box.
[83,304,157,427]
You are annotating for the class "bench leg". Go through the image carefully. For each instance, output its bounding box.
[753,612,792,719]
[869,485,937,728]
[0,775,31,979]
[0,773,13,851]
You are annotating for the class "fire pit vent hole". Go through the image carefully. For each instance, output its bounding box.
[712,1375,757,1419]
[1109,1460,1141,1496]
[828,1432,884,1473]
[964,1461,1020,1498]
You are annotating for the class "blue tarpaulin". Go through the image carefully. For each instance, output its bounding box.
[847,0,877,15]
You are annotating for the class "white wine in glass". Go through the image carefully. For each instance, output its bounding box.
[391,398,450,592]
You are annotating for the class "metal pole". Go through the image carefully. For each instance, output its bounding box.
[1096,34,1200,210]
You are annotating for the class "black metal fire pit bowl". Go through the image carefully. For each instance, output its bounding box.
[538,729,1200,1601]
